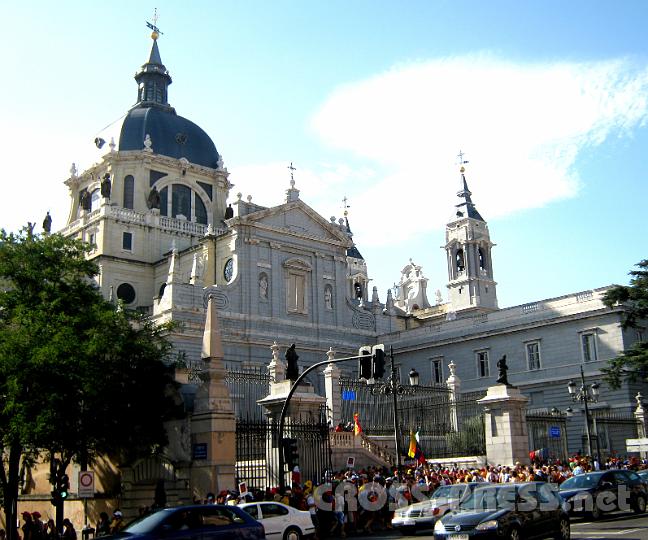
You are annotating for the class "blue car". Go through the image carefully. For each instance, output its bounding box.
[105,504,265,540]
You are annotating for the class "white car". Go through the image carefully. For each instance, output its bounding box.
[239,501,315,540]
[392,482,491,533]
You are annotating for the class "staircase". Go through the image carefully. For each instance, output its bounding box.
[330,431,397,470]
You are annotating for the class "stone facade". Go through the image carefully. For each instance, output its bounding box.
[55,33,647,475]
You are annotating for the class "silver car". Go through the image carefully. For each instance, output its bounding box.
[392,482,490,534]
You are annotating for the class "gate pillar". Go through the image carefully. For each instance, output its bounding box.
[190,295,236,499]
[478,384,530,467]
[635,393,648,438]
[446,361,461,432]
[324,348,341,427]
[258,345,327,488]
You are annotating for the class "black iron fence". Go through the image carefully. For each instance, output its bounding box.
[225,364,271,421]
[339,379,486,459]
[526,409,569,462]
[589,409,642,457]
[235,417,331,490]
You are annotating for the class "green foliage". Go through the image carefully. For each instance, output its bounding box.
[446,415,485,457]
[0,227,181,516]
[602,259,648,389]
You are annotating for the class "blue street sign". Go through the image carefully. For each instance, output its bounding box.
[342,390,357,401]
[549,426,561,438]
[193,443,208,459]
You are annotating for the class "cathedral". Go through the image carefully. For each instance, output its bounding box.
[52,28,647,502]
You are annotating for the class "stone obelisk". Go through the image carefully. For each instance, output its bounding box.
[190,294,236,497]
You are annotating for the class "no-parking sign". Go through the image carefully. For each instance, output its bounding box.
[78,471,95,498]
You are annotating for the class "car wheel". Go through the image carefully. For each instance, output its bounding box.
[553,517,570,540]
[589,503,601,520]
[508,526,521,540]
[632,495,647,514]
[284,526,302,540]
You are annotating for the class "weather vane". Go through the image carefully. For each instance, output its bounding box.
[287,162,296,183]
[146,8,163,39]
[456,150,469,167]
[342,196,351,216]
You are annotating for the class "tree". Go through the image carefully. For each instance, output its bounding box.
[601,259,648,388]
[0,228,181,537]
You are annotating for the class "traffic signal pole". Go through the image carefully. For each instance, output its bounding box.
[389,346,403,479]
[278,352,365,491]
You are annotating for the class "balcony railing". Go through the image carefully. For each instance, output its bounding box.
[58,204,226,238]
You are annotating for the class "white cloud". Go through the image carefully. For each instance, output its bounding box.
[306,54,648,245]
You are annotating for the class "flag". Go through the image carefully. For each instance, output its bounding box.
[408,430,426,464]
[353,413,363,436]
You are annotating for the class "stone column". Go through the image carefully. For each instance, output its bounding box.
[635,392,648,438]
[190,295,236,499]
[478,384,530,466]
[323,348,341,427]
[446,361,461,432]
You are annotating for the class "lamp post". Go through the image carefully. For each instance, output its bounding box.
[368,346,419,479]
[567,365,600,465]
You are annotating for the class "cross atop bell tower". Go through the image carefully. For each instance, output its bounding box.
[444,154,498,314]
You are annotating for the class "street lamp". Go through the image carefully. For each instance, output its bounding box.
[367,347,419,478]
[567,365,600,464]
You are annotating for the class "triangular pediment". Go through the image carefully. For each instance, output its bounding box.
[232,200,352,246]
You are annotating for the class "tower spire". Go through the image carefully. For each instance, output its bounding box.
[453,152,484,221]
[445,152,497,312]
[134,14,172,109]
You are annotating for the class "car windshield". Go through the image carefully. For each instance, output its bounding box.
[458,486,517,511]
[432,485,469,500]
[124,510,172,534]
[560,474,600,490]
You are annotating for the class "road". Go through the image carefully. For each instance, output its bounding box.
[363,511,648,539]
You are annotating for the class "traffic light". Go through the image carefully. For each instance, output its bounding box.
[358,346,372,380]
[58,474,70,499]
[372,345,386,379]
[50,489,62,506]
[282,438,299,470]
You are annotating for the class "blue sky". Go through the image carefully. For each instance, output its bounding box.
[1,1,647,308]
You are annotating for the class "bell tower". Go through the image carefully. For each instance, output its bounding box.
[445,158,498,313]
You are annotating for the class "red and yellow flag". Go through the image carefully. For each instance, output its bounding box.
[353,413,363,436]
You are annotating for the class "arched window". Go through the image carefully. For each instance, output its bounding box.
[479,247,487,272]
[123,175,134,209]
[172,184,192,219]
[90,189,101,211]
[160,187,168,216]
[195,193,207,225]
[456,249,465,272]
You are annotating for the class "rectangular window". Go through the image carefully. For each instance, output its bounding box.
[431,359,443,384]
[122,232,133,251]
[287,273,306,313]
[526,341,541,371]
[476,350,489,378]
[581,332,598,363]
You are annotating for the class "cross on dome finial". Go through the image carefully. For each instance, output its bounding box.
[146,8,163,40]
[287,162,296,187]
[342,196,350,217]
[457,150,469,173]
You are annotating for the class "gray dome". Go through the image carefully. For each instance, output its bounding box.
[119,106,220,169]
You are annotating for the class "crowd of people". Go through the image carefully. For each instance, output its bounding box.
[219,454,648,538]
[4,454,646,540]
[1,509,126,540]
